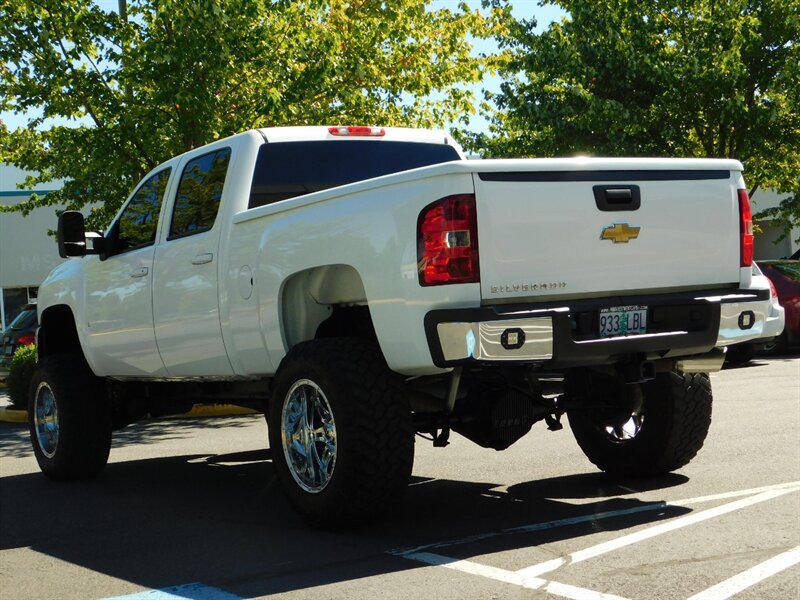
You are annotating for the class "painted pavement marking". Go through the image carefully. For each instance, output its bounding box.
[98,483,800,600]
[685,545,800,600]
[394,482,800,600]
[101,582,244,600]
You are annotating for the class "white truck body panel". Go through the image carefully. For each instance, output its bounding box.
[228,166,479,376]
[473,158,746,302]
[83,243,168,377]
[33,126,777,526]
[36,127,768,380]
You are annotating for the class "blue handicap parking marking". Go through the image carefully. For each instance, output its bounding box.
[102,582,244,600]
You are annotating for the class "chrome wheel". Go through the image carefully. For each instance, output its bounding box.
[34,382,59,458]
[281,379,337,493]
[605,414,644,442]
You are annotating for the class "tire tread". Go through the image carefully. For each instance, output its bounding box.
[28,355,111,480]
[569,371,712,477]
[269,338,414,526]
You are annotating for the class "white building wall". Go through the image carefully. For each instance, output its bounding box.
[750,189,800,260]
[0,164,66,329]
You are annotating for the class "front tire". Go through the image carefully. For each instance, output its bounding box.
[268,338,414,526]
[568,371,712,476]
[28,356,111,480]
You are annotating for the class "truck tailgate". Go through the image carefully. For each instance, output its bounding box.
[473,160,743,302]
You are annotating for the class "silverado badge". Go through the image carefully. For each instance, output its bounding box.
[601,223,640,244]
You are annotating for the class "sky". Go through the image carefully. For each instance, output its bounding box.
[0,1,567,135]
[433,0,567,132]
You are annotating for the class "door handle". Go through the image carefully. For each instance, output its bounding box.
[131,267,149,278]
[191,253,214,265]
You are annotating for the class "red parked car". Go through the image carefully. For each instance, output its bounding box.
[758,259,800,353]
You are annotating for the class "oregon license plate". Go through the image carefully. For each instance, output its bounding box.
[599,305,647,338]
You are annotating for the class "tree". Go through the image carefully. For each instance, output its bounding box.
[471,0,800,241]
[0,0,496,229]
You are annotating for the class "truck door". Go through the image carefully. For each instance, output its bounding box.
[84,168,171,377]
[152,147,234,376]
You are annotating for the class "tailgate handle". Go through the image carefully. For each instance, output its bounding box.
[594,185,641,211]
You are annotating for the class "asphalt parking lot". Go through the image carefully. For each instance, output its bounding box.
[1,357,798,600]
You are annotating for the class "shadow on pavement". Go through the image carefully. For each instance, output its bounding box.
[0,414,264,459]
[0,441,694,598]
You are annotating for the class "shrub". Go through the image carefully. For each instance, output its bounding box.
[8,344,37,409]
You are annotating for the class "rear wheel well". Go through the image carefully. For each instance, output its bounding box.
[281,265,377,348]
[316,305,377,341]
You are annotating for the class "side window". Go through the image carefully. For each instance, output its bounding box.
[169,147,231,240]
[116,168,171,251]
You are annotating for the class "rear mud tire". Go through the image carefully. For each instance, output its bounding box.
[268,338,414,527]
[28,356,111,480]
[568,371,712,477]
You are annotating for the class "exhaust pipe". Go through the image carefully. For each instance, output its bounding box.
[676,348,727,373]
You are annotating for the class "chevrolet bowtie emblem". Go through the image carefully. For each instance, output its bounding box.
[601,223,640,243]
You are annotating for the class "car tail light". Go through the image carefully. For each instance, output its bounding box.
[768,278,778,300]
[328,126,386,137]
[738,189,754,267]
[418,194,479,286]
[17,334,35,346]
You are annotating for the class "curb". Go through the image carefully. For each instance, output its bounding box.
[173,404,261,418]
[0,404,260,425]
[0,406,27,424]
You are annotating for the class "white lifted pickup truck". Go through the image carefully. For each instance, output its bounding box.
[32,125,770,525]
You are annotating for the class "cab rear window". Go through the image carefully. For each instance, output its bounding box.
[248,140,460,209]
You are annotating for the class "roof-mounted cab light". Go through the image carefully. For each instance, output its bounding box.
[328,126,386,137]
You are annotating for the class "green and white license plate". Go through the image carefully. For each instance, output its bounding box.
[599,305,647,338]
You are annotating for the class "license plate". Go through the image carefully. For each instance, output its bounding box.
[599,305,647,338]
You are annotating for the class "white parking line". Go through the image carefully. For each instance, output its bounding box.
[391,481,800,557]
[395,482,800,600]
[392,502,670,557]
[402,552,629,599]
[565,487,797,567]
[686,546,800,600]
[407,552,538,587]
[543,580,631,600]
[671,480,800,505]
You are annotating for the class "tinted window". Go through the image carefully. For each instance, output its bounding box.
[249,141,460,208]
[8,306,36,330]
[169,148,231,239]
[117,168,171,250]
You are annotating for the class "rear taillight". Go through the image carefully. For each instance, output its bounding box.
[328,126,386,137]
[738,189,754,267]
[417,194,479,286]
[17,334,35,346]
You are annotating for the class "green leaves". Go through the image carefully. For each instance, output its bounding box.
[1,0,493,229]
[4,1,796,241]
[470,0,799,241]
